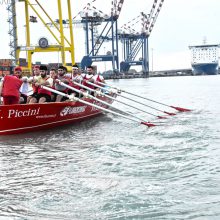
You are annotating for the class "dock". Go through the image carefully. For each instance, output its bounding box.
[103,68,193,79]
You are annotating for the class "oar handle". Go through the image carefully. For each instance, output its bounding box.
[40,85,72,99]
[86,80,110,91]
[94,81,121,92]
[72,81,96,93]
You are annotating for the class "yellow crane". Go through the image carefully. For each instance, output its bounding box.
[17,0,75,71]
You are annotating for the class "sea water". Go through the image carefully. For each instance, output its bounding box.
[0,75,220,220]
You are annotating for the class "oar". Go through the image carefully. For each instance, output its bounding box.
[56,80,159,123]
[85,81,176,116]
[39,85,157,127]
[96,81,191,112]
[71,81,167,119]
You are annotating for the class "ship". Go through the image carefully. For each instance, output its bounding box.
[189,43,219,75]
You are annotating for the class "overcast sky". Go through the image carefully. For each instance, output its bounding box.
[0,0,220,71]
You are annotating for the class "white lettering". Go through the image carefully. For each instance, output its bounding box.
[8,110,15,118]
[23,111,28,116]
[18,111,23,117]
[7,107,41,119]
[91,58,103,61]
[60,106,87,116]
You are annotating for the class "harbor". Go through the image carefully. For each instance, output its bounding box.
[1,0,220,219]
[102,68,193,79]
[1,76,220,219]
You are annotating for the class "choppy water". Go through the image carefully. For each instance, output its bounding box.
[0,75,220,220]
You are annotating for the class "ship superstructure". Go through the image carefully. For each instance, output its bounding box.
[189,44,219,75]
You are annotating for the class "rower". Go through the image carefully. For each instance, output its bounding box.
[27,65,41,103]
[93,71,105,87]
[19,75,31,104]
[62,66,68,77]
[49,68,58,102]
[71,64,83,82]
[81,66,96,95]
[0,66,25,105]
[68,64,83,97]
[49,68,57,80]
[28,65,53,103]
[33,65,40,77]
[54,66,71,102]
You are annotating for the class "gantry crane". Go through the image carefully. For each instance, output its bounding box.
[77,0,124,71]
[7,0,18,66]
[7,0,76,71]
[119,0,164,76]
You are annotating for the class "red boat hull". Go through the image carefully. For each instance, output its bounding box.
[0,95,114,135]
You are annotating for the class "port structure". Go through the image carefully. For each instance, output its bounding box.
[119,0,164,76]
[76,0,125,72]
[7,0,18,66]
[7,0,75,71]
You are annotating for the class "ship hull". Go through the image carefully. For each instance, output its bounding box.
[0,95,115,135]
[192,63,219,75]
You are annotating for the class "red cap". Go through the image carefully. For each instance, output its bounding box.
[14,66,22,72]
[34,65,40,70]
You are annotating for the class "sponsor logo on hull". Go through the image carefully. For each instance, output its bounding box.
[60,106,87,116]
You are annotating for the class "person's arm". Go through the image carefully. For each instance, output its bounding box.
[0,78,4,97]
[89,75,95,83]
[61,77,69,84]
[45,78,53,87]
[21,76,28,82]
[0,82,3,97]
[100,75,105,83]
[27,76,34,83]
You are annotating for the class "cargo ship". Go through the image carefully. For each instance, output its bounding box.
[189,43,219,75]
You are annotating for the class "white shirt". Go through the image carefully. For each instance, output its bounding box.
[72,74,83,83]
[81,73,94,80]
[93,74,104,82]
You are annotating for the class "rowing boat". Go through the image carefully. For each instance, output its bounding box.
[0,79,191,135]
[0,95,115,135]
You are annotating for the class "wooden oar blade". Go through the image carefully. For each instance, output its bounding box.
[170,106,192,112]
[164,111,176,116]
[141,122,156,127]
[157,115,167,119]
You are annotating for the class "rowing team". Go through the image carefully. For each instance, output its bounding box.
[0,64,105,105]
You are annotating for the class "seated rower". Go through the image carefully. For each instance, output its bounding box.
[50,68,57,81]
[93,72,108,94]
[64,66,72,79]
[68,64,83,97]
[49,68,58,102]
[27,65,41,103]
[93,72,105,87]
[54,66,71,102]
[71,64,83,82]
[0,66,26,105]
[28,65,53,104]
[19,76,31,104]
[81,65,96,95]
